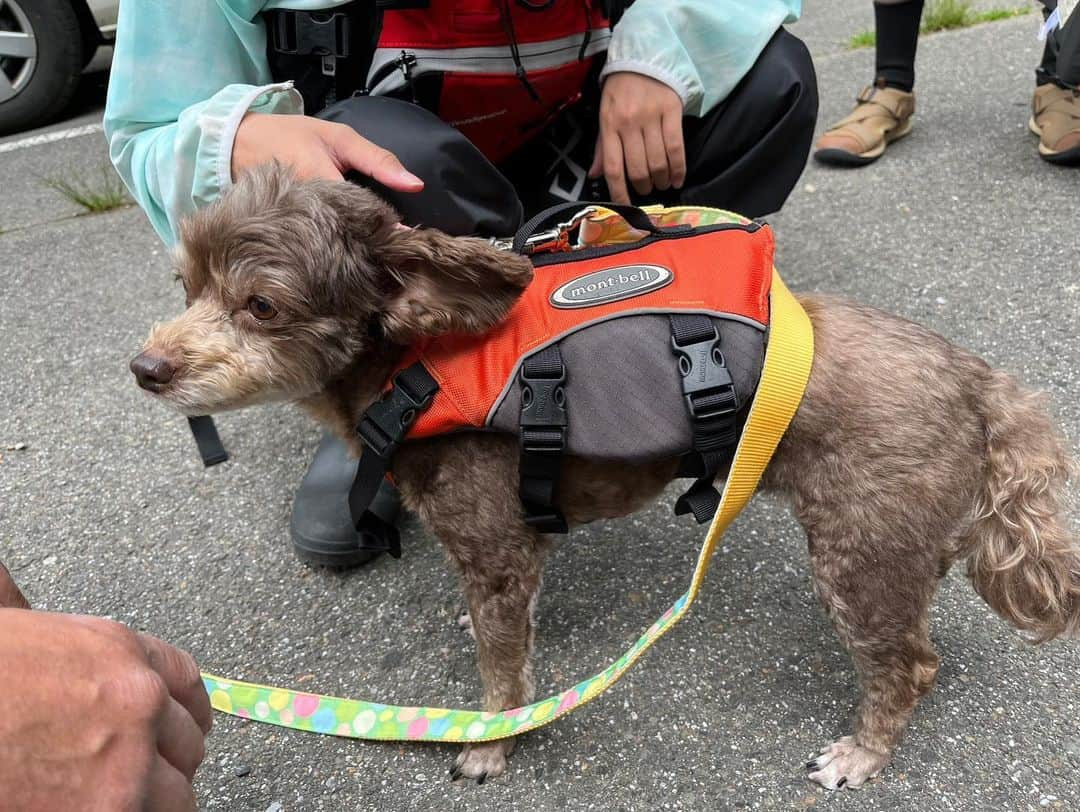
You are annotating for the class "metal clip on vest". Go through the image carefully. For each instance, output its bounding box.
[492,206,598,255]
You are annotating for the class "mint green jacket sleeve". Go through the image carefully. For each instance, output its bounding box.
[601,0,802,117]
[103,0,323,246]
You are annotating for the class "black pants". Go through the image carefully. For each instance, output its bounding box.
[320,28,818,238]
[1040,0,1080,87]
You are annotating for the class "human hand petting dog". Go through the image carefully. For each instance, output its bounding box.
[590,72,687,204]
[0,563,210,811]
[232,112,425,191]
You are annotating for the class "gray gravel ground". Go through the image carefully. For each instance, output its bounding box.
[1,5,1078,812]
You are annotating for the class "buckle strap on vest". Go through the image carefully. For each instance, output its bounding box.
[670,314,739,523]
[519,345,568,533]
[349,363,439,558]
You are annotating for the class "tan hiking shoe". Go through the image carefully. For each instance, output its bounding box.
[1029,84,1080,165]
[814,84,916,167]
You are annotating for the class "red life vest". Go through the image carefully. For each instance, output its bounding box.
[370,1,612,162]
[353,204,776,535]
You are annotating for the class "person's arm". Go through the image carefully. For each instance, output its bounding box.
[0,564,211,810]
[601,0,802,118]
[104,0,296,245]
[589,0,801,203]
[104,0,420,247]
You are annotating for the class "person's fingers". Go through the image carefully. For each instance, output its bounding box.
[643,121,671,191]
[0,562,30,609]
[588,135,604,179]
[155,698,206,781]
[142,757,197,812]
[326,125,424,192]
[621,130,652,197]
[662,110,687,189]
[601,128,630,204]
[139,633,212,735]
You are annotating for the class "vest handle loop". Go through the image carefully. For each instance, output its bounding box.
[510,201,689,255]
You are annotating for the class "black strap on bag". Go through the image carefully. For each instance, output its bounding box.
[348,362,439,558]
[669,314,740,523]
[518,345,569,533]
[187,415,228,467]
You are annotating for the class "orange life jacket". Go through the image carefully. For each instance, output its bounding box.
[352,203,775,539]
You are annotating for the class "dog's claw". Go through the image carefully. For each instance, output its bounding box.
[837,777,847,788]
[805,760,818,770]
[477,772,487,785]
[450,766,462,781]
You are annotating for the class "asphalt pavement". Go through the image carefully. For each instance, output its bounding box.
[1,5,1077,811]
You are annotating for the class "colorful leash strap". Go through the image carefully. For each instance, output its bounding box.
[201,270,813,744]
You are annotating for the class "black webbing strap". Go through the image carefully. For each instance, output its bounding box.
[348,363,439,558]
[187,416,228,467]
[519,345,568,533]
[670,315,739,523]
[266,1,386,113]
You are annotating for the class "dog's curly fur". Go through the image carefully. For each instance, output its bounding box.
[134,165,1078,789]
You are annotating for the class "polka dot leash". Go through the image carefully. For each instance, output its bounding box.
[202,270,813,743]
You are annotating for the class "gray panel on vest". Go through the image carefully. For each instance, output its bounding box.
[490,315,765,463]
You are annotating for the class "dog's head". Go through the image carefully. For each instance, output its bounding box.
[130,162,533,414]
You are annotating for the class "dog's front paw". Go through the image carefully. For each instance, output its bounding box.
[450,739,515,784]
[806,736,889,789]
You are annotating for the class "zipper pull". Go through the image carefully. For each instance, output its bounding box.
[398,52,417,83]
[398,52,418,103]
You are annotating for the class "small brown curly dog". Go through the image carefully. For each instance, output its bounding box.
[131,164,1078,788]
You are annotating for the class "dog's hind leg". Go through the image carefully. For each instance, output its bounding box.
[802,524,943,790]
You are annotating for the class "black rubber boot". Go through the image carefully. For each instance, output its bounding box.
[290,432,401,569]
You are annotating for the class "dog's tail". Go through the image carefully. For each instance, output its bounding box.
[959,368,1079,642]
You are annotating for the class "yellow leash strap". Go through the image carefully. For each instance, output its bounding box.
[200,271,813,743]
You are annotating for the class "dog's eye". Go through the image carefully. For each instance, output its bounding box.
[247,296,278,321]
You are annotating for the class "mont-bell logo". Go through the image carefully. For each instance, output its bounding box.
[550,264,673,309]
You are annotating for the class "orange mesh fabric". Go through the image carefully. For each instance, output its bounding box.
[399,224,775,439]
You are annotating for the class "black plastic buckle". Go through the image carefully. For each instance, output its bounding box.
[271,11,351,58]
[520,363,567,435]
[672,329,737,420]
[357,372,435,460]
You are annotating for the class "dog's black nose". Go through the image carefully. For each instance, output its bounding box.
[130,352,176,391]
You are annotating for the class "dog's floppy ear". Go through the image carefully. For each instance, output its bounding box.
[375,227,533,343]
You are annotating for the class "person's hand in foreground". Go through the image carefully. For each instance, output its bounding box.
[590,72,687,205]
[0,563,211,812]
[232,112,426,191]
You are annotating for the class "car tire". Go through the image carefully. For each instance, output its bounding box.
[0,0,84,136]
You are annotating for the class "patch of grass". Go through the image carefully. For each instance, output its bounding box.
[848,1,1031,48]
[42,166,131,214]
[972,6,1030,23]
[921,0,973,32]
[848,30,877,50]
[921,0,1031,33]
